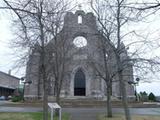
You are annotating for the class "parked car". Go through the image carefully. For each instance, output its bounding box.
[7,96,12,100]
[0,96,5,100]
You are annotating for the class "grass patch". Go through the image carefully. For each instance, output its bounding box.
[98,114,160,120]
[0,112,70,120]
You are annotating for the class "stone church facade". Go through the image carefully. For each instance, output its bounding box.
[24,10,134,100]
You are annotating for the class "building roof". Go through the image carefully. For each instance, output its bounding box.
[0,71,20,80]
[0,84,15,89]
[0,71,20,89]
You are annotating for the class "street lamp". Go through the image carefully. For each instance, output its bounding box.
[21,77,32,101]
[128,78,140,101]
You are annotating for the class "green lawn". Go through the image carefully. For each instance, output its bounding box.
[0,112,70,120]
[98,114,160,120]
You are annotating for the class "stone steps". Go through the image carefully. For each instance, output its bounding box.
[48,96,121,107]
[60,100,107,107]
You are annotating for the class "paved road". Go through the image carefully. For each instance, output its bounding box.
[0,101,10,105]
[0,101,160,120]
[0,106,42,112]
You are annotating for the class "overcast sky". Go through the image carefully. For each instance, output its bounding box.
[0,0,160,96]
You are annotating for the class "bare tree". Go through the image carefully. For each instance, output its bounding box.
[90,0,133,119]
[1,0,70,120]
[46,29,73,104]
[90,0,160,120]
[87,33,117,117]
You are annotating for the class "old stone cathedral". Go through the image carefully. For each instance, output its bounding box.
[24,10,134,100]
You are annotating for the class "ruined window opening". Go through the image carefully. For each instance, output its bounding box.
[73,36,87,48]
[78,15,82,24]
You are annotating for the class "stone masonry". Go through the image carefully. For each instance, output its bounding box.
[24,10,134,100]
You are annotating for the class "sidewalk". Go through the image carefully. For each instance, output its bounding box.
[1,101,160,108]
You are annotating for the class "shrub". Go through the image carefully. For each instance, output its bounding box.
[11,96,23,102]
[139,91,148,102]
[148,92,156,102]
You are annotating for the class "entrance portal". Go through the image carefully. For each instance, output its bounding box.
[74,69,86,96]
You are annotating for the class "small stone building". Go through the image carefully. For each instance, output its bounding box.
[25,10,134,100]
[0,71,19,97]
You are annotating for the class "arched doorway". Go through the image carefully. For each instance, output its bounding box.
[74,69,86,96]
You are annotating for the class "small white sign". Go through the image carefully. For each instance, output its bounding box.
[48,103,61,109]
[48,103,61,120]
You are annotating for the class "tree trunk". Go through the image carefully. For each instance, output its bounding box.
[103,47,112,117]
[56,89,60,104]
[119,70,131,120]
[107,81,112,117]
[117,55,131,120]
[116,0,131,119]
[37,81,40,99]
[41,45,48,120]
[55,88,61,116]
[39,7,48,119]
[43,70,48,120]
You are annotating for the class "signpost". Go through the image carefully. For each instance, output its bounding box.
[48,103,61,120]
